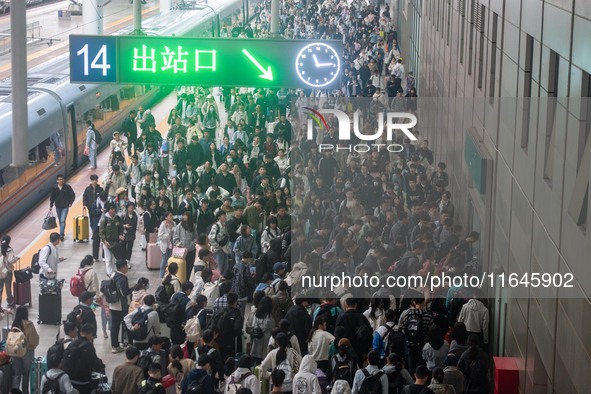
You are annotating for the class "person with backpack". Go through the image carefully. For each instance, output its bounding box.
[62,324,105,394]
[350,350,388,394]
[38,232,64,280]
[99,203,125,276]
[111,346,144,394]
[372,309,401,363]
[167,345,196,391]
[284,295,312,356]
[224,355,259,394]
[293,355,322,394]
[271,281,292,325]
[76,255,99,295]
[231,251,256,317]
[167,281,194,345]
[184,295,209,355]
[9,306,39,394]
[312,293,342,336]
[261,332,301,394]
[66,291,97,338]
[457,335,489,394]
[173,211,198,280]
[137,336,168,380]
[162,263,182,298]
[138,363,166,394]
[403,365,436,394]
[182,354,215,394]
[39,353,79,394]
[381,353,414,394]
[397,296,433,375]
[269,320,302,357]
[108,259,132,353]
[330,338,356,387]
[124,295,161,350]
[335,298,373,367]
[427,367,457,394]
[209,292,244,362]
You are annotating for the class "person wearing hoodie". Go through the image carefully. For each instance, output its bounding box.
[428,367,457,394]
[182,354,215,394]
[422,325,449,371]
[381,353,415,389]
[225,355,259,394]
[293,355,322,394]
[330,380,352,394]
[40,353,79,394]
[442,354,465,394]
[457,295,489,345]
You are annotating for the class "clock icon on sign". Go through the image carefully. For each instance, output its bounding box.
[295,42,341,88]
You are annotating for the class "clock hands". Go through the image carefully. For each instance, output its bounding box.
[312,54,334,68]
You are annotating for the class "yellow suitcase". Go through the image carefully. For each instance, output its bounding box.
[73,207,90,242]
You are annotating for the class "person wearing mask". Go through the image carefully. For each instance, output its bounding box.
[49,174,76,241]
[10,306,39,394]
[157,211,175,278]
[40,353,79,394]
[261,332,301,393]
[62,324,105,394]
[99,203,124,276]
[351,351,388,394]
[39,232,65,280]
[110,260,132,353]
[182,354,215,394]
[0,235,16,309]
[83,175,104,260]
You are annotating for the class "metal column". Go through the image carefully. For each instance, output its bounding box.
[270,0,280,37]
[10,0,28,168]
[83,0,98,34]
[161,0,172,15]
[133,0,143,34]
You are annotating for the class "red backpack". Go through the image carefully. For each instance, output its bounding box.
[70,270,87,297]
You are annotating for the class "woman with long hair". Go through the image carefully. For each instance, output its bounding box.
[250,296,275,364]
[157,211,175,278]
[142,198,159,249]
[261,332,301,394]
[363,297,386,332]
[11,306,39,394]
[129,277,150,313]
[0,235,16,308]
[173,211,198,280]
[307,316,335,378]
[260,217,279,254]
[162,262,182,295]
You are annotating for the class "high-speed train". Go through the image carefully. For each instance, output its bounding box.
[0,0,263,234]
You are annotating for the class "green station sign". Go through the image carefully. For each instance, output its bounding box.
[69,35,343,89]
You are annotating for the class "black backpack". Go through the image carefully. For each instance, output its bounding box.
[137,350,154,379]
[208,308,234,337]
[382,324,406,358]
[42,372,65,394]
[46,338,72,363]
[92,127,102,145]
[155,284,173,304]
[186,374,208,394]
[359,369,384,394]
[164,294,184,328]
[100,278,120,304]
[31,245,51,275]
[332,355,353,385]
[62,340,90,381]
[355,324,373,353]
[137,379,163,394]
[129,307,153,341]
[385,369,404,394]
[402,309,424,347]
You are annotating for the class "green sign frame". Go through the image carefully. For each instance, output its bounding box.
[69,35,343,89]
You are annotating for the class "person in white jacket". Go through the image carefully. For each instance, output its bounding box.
[293,355,322,394]
[224,355,260,394]
[457,297,489,344]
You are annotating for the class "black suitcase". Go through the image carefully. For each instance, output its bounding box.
[38,294,61,325]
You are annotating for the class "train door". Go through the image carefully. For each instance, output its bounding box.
[66,104,77,174]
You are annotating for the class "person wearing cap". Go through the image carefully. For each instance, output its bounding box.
[270,262,287,293]
[107,164,127,200]
[66,290,98,338]
[85,119,98,169]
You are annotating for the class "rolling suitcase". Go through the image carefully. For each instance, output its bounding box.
[167,256,186,284]
[13,257,32,307]
[38,293,62,325]
[0,362,12,394]
[73,207,90,242]
[146,243,162,270]
[30,357,47,394]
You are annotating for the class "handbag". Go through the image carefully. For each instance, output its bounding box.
[5,328,27,358]
[42,210,58,230]
[13,268,33,283]
[83,146,90,156]
[172,246,188,259]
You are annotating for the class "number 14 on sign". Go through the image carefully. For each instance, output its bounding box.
[77,44,111,76]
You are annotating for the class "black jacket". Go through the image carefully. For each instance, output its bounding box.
[285,305,312,355]
[67,304,98,338]
[63,337,104,383]
[83,185,104,213]
[50,183,76,209]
